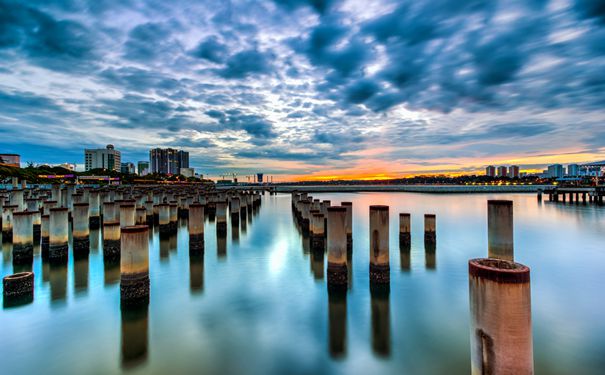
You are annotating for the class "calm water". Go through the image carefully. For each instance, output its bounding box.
[1,192,604,375]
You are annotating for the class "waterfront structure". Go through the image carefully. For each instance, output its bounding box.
[257,173,264,183]
[0,153,20,168]
[137,161,150,176]
[121,162,136,174]
[485,165,495,177]
[567,164,579,176]
[85,145,121,172]
[149,148,189,175]
[509,165,520,178]
[497,166,508,178]
[547,164,564,178]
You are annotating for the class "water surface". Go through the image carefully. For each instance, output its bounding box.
[1,192,604,374]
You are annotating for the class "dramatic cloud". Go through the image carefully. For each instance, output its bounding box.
[0,0,603,178]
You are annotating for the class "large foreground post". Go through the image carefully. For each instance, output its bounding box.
[120,226,150,306]
[469,258,533,375]
[327,206,347,290]
[49,208,69,263]
[188,203,204,254]
[369,205,389,284]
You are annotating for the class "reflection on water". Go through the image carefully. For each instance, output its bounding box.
[370,284,391,357]
[121,304,149,369]
[49,262,68,305]
[328,289,347,358]
[189,254,204,294]
[0,192,604,375]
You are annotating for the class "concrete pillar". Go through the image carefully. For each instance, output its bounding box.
[3,272,34,307]
[51,184,61,203]
[120,204,136,228]
[240,195,248,221]
[120,225,150,306]
[12,212,34,265]
[328,288,347,358]
[157,204,171,236]
[103,202,117,225]
[41,214,50,257]
[144,201,154,226]
[169,202,178,233]
[216,200,227,237]
[399,213,411,251]
[1,205,16,242]
[103,222,121,261]
[11,177,18,188]
[327,206,347,289]
[10,189,24,211]
[43,200,57,215]
[341,202,353,250]
[73,203,90,256]
[188,203,204,254]
[300,200,311,234]
[31,210,41,243]
[49,207,69,263]
[424,214,436,249]
[135,208,147,225]
[89,191,101,229]
[369,205,389,284]
[469,258,533,375]
[311,211,325,251]
[488,200,514,261]
[230,197,240,226]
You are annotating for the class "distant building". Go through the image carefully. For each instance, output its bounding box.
[497,166,508,177]
[485,165,496,177]
[180,168,194,178]
[0,154,21,168]
[257,173,264,183]
[55,163,76,171]
[567,164,579,176]
[547,164,564,178]
[509,165,520,178]
[121,162,135,174]
[138,161,150,176]
[150,148,189,175]
[85,145,121,172]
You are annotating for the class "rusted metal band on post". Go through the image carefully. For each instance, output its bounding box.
[469,258,530,284]
[121,225,149,234]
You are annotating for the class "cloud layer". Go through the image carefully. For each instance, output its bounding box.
[0,0,603,178]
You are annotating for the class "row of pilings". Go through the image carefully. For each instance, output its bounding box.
[292,192,533,373]
[1,182,264,308]
[539,187,605,205]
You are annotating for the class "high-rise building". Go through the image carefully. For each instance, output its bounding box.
[567,164,579,176]
[0,154,21,168]
[138,161,150,176]
[485,165,496,177]
[180,168,194,178]
[509,165,520,178]
[497,166,508,177]
[547,164,564,178]
[149,148,189,175]
[84,145,121,172]
[121,162,135,174]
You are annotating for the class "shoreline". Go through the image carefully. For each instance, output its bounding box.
[272,184,552,194]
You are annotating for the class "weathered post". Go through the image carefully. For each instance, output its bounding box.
[230,197,240,226]
[135,208,147,225]
[216,200,227,237]
[12,212,34,265]
[341,202,353,251]
[399,213,411,251]
[327,206,348,289]
[41,214,50,257]
[49,207,69,263]
[311,211,325,251]
[188,203,204,254]
[469,258,533,375]
[169,202,178,233]
[1,205,16,242]
[487,200,514,261]
[120,225,150,306]
[73,203,90,257]
[424,214,436,249]
[369,205,389,284]
[120,204,136,228]
[10,189,24,211]
[157,203,171,236]
[89,191,101,229]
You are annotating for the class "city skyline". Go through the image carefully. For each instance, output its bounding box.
[1,0,604,180]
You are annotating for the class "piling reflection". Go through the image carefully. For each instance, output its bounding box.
[217,235,227,258]
[74,256,89,295]
[400,250,411,271]
[425,250,436,270]
[49,262,68,305]
[328,289,347,358]
[231,223,239,244]
[121,304,149,369]
[104,259,120,286]
[310,248,324,280]
[370,284,391,357]
[189,253,204,294]
[90,229,100,254]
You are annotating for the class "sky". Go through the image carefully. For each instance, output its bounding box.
[0,0,604,181]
